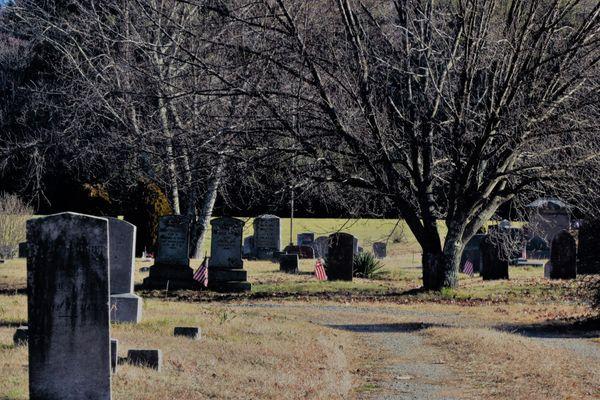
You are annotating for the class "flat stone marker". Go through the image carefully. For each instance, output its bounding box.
[577,220,600,274]
[549,230,577,279]
[13,326,28,346]
[111,339,118,374]
[481,235,509,280]
[208,217,251,292]
[27,212,111,400]
[128,349,163,371]
[328,233,355,281]
[143,215,197,290]
[253,215,281,259]
[109,218,142,323]
[174,327,201,340]
[372,242,387,259]
[297,232,315,247]
[313,236,329,258]
[280,254,299,274]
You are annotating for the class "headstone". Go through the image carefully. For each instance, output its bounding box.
[127,349,162,371]
[18,242,28,258]
[27,212,111,400]
[143,215,197,290]
[279,254,299,274]
[480,235,509,280]
[549,230,577,279]
[527,198,571,243]
[577,219,600,274]
[253,215,281,259]
[13,326,28,346]
[544,261,553,278]
[108,218,142,323]
[242,236,255,259]
[526,236,550,259]
[208,217,251,292]
[313,236,329,258]
[111,339,118,374]
[174,327,201,340]
[352,237,359,256]
[328,233,355,281]
[372,242,387,259]
[297,232,315,247]
[460,234,486,273]
[283,244,314,259]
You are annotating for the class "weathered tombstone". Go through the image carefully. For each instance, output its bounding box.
[527,198,571,243]
[283,244,314,259]
[313,236,329,258]
[13,326,28,346]
[174,327,201,340]
[111,339,118,374]
[242,236,255,259]
[208,217,251,292]
[253,215,281,259]
[128,349,162,371]
[27,212,111,400]
[280,254,299,274]
[328,233,355,281]
[352,237,359,256]
[549,230,577,279]
[544,261,553,278]
[143,215,197,290]
[297,232,315,247]
[480,236,509,280]
[577,219,600,274]
[372,242,387,259]
[108,218,142,323]
[460,234,486,273]
[18,242,28,258]
[526,236,550,259]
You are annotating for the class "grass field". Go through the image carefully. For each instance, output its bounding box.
[0,217,597,399]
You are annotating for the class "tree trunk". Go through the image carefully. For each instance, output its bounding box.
[189,155,225,258]
[422,225,463,290]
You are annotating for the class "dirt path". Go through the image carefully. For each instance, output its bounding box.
[240,302,600,399]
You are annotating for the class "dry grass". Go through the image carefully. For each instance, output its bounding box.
[0,295,366,400]
[423,326,600,400]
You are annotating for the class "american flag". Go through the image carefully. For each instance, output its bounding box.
[462,259,474,277]
[193,257,208,287]
[315,258,327,281]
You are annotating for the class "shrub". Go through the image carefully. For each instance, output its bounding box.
[0,193,32,259]
[353,251,385,279]
[124,179,172,256]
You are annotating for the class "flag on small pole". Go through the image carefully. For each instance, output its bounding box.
[193,256,209,287]
[462,259,474,277]
[315,258,327,281]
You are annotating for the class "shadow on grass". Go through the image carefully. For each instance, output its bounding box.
[0,320,27,328]
[496,316,600,339]
[327,322,442,333]
[0,288,26,296]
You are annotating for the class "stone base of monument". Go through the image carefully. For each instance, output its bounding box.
[142,264,200,290]
[207,268,251,292]
[110,293,143,323]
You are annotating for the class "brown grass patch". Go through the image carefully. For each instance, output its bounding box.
[423,327,600,400]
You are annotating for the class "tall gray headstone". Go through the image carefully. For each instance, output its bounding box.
[549,230,577,279]
[143,215,196,290]
[208,217,251,292]
[328,233,355,281]
[108,218,142,323]
[253,215,281,259]
[313,236,329,258]
[27,212,111,400]
[372,242,387,259]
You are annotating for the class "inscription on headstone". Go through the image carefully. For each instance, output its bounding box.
[253,215,281,259]
[26,212,111,400]
[328,233,355,281]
